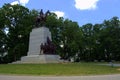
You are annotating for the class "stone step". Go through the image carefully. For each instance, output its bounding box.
[12,55,62,64]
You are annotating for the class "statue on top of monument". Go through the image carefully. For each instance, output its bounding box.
[35,9,51,27]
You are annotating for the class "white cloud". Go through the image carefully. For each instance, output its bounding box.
[52,11,65,18]
[74,0,99,10]
[19,0,29,6]
[11,0,29,6]
[11,1,19,5]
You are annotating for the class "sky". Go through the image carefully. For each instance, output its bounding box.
[0,0,120,26]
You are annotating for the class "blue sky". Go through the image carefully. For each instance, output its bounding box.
[0,0,120,26]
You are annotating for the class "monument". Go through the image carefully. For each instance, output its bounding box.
[14,9,61,63]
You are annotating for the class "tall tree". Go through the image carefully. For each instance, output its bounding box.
[0,4,36,62]
[81,23,94,61]
[100,17,120,61]
[60,19,80,59]
[0,30,7,63]
[92,24,103,61]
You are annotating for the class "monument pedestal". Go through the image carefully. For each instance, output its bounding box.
[28,27,51,55]
[19,55,60,63]
[13,27,61,63]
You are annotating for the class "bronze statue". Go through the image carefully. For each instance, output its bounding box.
[40,37,56,54]
[35,9,50,27]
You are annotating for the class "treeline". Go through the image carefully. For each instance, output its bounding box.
[0,4,120,63]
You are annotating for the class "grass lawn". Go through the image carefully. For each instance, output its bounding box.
[0,62,120,76]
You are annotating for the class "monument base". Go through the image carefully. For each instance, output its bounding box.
[12,54,61,64]
[12,27,62,64]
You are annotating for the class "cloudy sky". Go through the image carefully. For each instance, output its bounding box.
[0,0,120,26]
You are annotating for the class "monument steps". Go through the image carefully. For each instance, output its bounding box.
[12,54,61,64]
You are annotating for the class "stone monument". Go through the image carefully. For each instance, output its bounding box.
[14,9,61,63]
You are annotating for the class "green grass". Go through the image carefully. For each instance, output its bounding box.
[0,63,120,76]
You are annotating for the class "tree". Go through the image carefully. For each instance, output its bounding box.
[92,24,103,61]
[46,13,64,55]
[100,17,120,61]
[60,19,80,60]
[0,30,7,63]
[0,4,36,63]
[0,5,8,63]
[81,23,94,61]
[46,15,81,60]
[1,4,120,63]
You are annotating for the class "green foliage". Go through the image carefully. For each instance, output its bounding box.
[80,17,120,61]
[0,4,37,63]
[46,16,81,59]
[0,3,120,63]
[61,19,80,59]
[0,30,7,62]
[99,17,120,61]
